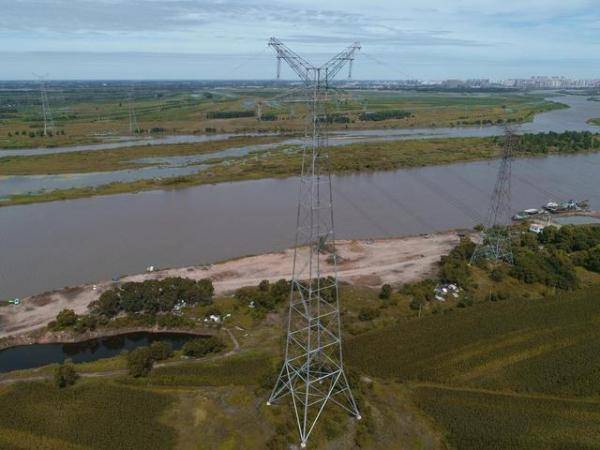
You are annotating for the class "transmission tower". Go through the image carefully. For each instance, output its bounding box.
[266,37,361,448]
[35,74,55,136]
[471,126,518,265]
[128,89,140,135]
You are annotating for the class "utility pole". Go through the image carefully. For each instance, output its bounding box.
[266,37,361,448]
[471,126,517,265]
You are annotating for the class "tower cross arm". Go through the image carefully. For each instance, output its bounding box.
[268,37,314,84]
[321,42,361,82]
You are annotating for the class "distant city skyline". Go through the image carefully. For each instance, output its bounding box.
[1,0,599,80]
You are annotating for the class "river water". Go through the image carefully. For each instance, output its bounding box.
[1,95,599,198]
[0,151,598,299]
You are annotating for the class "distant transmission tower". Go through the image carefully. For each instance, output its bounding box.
[471,126,518,265]
[34,74,55,136]
[266,38,362,447]
[128,90,140,135]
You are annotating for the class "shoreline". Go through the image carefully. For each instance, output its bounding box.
[0,231,464,341]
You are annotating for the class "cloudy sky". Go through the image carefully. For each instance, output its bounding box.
[1,0,599,80]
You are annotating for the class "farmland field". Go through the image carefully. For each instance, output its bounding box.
[0,380,175,450]
[345,284,600,396]
[0,81,565,149]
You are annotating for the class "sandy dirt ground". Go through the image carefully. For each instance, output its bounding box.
[0,232,461,339]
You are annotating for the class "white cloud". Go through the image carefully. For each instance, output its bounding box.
[0,0,598,78]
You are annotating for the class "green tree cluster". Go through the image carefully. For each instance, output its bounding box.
[359,110,412,121]
[91,277,214,318]
[503,131,600,154]
[235,278,291,313]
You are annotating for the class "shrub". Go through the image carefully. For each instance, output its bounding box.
[127,347,154,377]
[235,279,291,313]
[54,361,79,388]
[149,341,173,361]
[54,309,78,329]
[182,336,225,358]
[490,266,508,282]
[358,307,380,321]
[584,246,600,273]
[379,284,392,300]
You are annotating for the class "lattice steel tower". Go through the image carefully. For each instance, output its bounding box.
[35,74,55,136]
[266,37,362,447]
[471,126,518,265]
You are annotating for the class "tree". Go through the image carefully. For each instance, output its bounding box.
[149,341,173,361]
[379,284,392,300]
[584,246,600,273]
[54,361,78,388]
[55,309,78,329]
[91,290,121,317]
[182,337,225,358]
[127,347,154,377]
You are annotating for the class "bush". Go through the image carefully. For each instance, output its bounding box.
[358,307,380,322]
[54,361,79,388]
[182,336,225,358]
[379,284,392,300]
[54,309,78,329]
[149,341,173,361]
[127,347,154,377]
[235,279,290,313]
[73,314,97,333]
[490,266,508,282]
[584,246,600,273]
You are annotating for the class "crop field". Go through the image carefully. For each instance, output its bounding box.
[0,380,175,450]
[412,385,600,450]
[345,284,600,395]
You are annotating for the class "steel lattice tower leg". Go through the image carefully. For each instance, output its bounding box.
[471,126,517,265]
[266,39,361,448]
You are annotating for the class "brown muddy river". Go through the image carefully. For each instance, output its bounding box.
[1,151,598,298]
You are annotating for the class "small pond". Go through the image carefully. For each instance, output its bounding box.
[0,331,199,373]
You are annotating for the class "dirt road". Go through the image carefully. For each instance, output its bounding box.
[0,232,461,339]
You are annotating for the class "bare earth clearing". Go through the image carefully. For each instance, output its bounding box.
[0,232,461,339]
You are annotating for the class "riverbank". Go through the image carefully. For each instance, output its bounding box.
[0,232,462,340]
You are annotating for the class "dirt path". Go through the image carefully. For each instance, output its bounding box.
[0,232,462,339]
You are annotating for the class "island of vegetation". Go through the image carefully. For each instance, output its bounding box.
[1,130,598,208]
